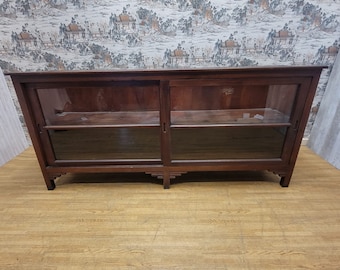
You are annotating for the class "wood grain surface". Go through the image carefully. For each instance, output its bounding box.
[0,146,339,269]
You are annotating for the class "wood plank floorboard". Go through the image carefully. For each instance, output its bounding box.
[0,146,339,269]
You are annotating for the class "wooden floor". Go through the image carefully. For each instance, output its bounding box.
[0,147,339,269]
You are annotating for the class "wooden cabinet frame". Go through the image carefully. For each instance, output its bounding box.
[9,66,325,190]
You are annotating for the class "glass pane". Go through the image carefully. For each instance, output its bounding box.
[37,83,160,126]
[170,84,297,125]
[171,127,286,160]
[49,127,160,160]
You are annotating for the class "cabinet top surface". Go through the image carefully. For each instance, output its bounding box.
[7,65,326,81]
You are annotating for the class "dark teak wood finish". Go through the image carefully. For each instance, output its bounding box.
[9,66,325,189]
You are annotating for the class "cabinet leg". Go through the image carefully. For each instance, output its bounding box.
[280,176,290,187]
[163,172,170,189]
[280,168,295,187]
[46,179,56,190]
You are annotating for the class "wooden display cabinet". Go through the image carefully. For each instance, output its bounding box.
[9,66,324,189]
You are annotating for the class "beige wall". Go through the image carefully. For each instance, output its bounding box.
[309,54,340,169]
[0,69,28,166]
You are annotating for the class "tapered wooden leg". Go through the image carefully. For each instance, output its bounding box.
[163,171,170,189]
[280,176,290,187]
[46,179,56,190]
[280,168,295,187]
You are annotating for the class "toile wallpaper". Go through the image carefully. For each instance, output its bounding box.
[1,0,339,137]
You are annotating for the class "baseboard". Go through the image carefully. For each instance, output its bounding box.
[301,138,308,146]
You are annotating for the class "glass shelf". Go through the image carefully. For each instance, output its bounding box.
[44,108,291,129]
[171,108,291,127]
[44,111,160,129]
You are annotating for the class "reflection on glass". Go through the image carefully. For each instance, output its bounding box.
[170,84,297,125]
[50,127,160,160]
[171,127,286,160]
[37,84,160,126]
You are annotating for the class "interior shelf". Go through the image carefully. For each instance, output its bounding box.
[44,111,160,129]
[171,108,290,127]
[44,108,290,129]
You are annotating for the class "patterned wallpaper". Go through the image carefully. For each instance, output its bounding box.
[1,0,339,137]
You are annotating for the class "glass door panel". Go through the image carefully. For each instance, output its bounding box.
[171,126,286,160]
[49,127,161,160]
[37,82,160,127]
[170,84,298,126]
[35,81,161,161]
